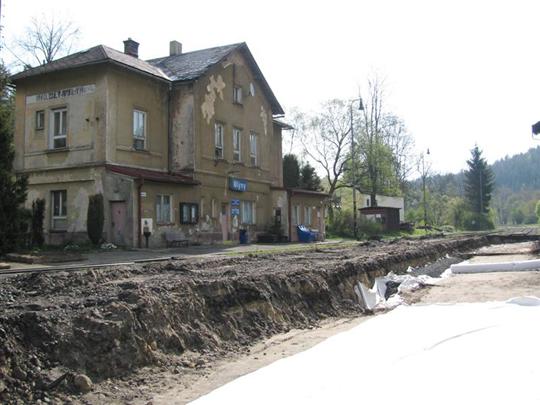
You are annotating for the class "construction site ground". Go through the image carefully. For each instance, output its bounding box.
[0,231,539,404]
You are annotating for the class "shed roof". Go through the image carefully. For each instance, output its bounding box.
[106,164,199,185]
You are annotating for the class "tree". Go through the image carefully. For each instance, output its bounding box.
[417,151,432,227]
[87,194,104,245]
[0,64,28,254]
[295,100,352,199]
[283,154,301,188]
[11,16,80,68]
[299,162,322,191]
[31,198,45,247]
[536,200,540,224]
[464,146,494,215]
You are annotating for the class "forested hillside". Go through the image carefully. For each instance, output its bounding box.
[406,146,540,227]
[491,146,540,191]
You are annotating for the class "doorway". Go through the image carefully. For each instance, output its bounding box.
[110,201,127,246]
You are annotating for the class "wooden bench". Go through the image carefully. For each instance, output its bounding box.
[164,231,189,248]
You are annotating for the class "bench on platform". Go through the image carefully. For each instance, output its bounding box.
[164,231,189,248]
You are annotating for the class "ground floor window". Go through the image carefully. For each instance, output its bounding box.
[156,195,172,223]
[304,206,312,226]
[51,190,67,230]
[180,203,199,224]
[292,205,300,225]
[241,201,255,225]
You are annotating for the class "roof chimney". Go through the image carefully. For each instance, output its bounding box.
[170,40,182,56]
[123,38,139,58]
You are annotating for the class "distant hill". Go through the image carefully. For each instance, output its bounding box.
[405,146,540,226]
[491,146,540,192]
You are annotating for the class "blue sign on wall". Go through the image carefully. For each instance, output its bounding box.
[231,199,240,206]
[229,177,248,192]
[231,207,240,216]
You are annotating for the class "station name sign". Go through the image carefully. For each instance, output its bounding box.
[229,177,247,192]
[26,84,96,105]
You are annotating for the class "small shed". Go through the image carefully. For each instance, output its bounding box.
[359,206,401,231]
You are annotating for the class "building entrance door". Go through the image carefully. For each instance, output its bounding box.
[111,201,127,246]
[220,202,229,241]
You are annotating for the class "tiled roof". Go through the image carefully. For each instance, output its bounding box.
[10,41,284,114]
[10,45,169,82]
[148,43,243,81]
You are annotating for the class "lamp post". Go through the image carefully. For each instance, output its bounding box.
[422,148,430,233]
[350,98,364,239]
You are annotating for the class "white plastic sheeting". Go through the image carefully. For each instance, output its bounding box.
[354,272,442,310]
[191,298,540,405]
[451,258,540,274]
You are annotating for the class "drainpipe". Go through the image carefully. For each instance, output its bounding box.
[167,82,173,173]
[287,189,292,242]
[137,178,144,248]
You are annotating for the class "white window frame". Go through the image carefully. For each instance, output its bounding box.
[51,190,67,230]
[133,109,147,150]
[233,86,243,104]
[249,132,258,166]
[241,200,256,225]
[215,122,224,159]
[36,110,45,130]
[233,128,242,162]
[49,107,67,149]
[304,206,312,226]
[156,194,172,224]
[292,205,300,225]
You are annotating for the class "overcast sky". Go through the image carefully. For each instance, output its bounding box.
[3,0,540,175]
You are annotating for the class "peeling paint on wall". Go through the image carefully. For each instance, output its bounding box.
[260,105,268,136]
[70,188,89,232]
[201,75,226,124]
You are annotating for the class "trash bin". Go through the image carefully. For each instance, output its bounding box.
[239,229,248,244]
[297,225,315,243]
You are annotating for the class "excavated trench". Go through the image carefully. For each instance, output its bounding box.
[0,234,530,402]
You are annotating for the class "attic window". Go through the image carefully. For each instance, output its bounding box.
[233,86,243,104]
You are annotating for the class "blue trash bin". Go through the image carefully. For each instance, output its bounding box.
[297,225,313,243]
[239,229,248,244]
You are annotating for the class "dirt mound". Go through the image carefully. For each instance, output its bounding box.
[0,236,488,403]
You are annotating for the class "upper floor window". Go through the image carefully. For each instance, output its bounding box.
[233,128,241,162]
[233,86,243,104]
[133,109,146,151]
[249,132,258,166]
[51,190,67,230]
[215,122,224,159]
[50,108,67,149]
[156,194,172,224]
[36,110,45,130]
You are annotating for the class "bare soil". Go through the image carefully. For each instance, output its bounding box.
[0,235,531,404]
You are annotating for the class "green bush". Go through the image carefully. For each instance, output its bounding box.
[31,198,45,247]
[357,217,383,238]
[327,209,354,239]
[87,194,104,245]
[462,211,494,231]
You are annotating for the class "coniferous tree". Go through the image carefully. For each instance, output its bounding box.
[299,162,322,191]
[87,194,104,245]
[283,154,301,188]
[463,146,494,229]
[0,64,28,253]
[464,146,494,214]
